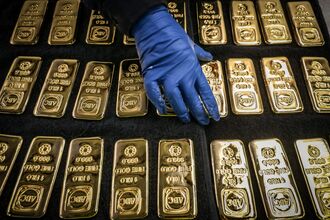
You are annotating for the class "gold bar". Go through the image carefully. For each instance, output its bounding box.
[202,61,228,117]
[158,139,197,219]
[301,57,330,113]
[60,137,103,219]
[210,140,256,219]
[7,136,65,218]
[288,1,324,47]
[48,0,80,45]
[257,0,292,44]
[110,138,148,219]
[261,57,303,113]
[123,35,135,45]
[197,1,227,45]
[249,138,305,219]
[226,58,263,115]
[168,0,187,31]
[72,61,114,120]
[0,134,23,196]
[230,1,262,46]
[10,0,48,45]
[0,56,42,114]
[34,59,79,118]
[295,138,330,219]
[86,10,115,45]
[116,59,148,117]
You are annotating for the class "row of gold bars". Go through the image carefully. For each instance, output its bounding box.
[0,135,329,219]
[11,0,324,47]
[0,56,329,118]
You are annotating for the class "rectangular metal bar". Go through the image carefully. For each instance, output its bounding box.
[168,0,187,31]
[7,136,65,218]
[257,0,292,44]
[295,138,330,219]
[210,140,256,219]
[288,1,324,47]
[301,57,330,113]
[249,138,305,219]
[0,56,42,114]
[230,1,262,46]
[86,10,115,45]
[197,1,227,45]
[116,59,148,117]
[0,134,23,196]
[72,61,114,120]
[34,59,79,118]
[202,61,228,117]
[226,58,263,115]
[110,138,148,219]
[261,57,303,113]
[59,137,103,218]
[10,0,48,45]
[123,35,135,45]
[48,0,80,45]
[158,139,197,219]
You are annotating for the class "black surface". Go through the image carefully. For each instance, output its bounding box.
[0,0,329,219]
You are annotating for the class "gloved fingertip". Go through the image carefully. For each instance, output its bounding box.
[178,113,191,124]
[213,112,221,122]
[204,51,213,61]
[206,107,220,122]
[199,117,210,125]
[194,44,213,61]
[157,105,167,115]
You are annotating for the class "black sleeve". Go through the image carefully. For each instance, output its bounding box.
[82,0,166,35]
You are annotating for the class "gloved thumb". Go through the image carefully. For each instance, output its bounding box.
[194,44,213,61]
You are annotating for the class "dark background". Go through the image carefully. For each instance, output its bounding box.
[0,0,329,219]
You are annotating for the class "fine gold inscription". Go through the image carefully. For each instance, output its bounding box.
[60,137,103,218]
[110,139,148,219]
[249,139,305,219]
[261,57,303,113]
[7,136,65,218]
[210,140,256,219]
[158,139,197,219]
[168,0,187,31]
[226,58,263,115]
[48,0,80,45]
[197,1,227,45]
[288,1,324,47]
[231,1,262,46]
[73,61,114,120]
[295,138,330,219]
[116,59,148,117]
[0,56,42,114]
[301,57,330,113]
[11,0,48,45]
[257,0,292,44]
[34,59,79,118]
[86,10,115,45]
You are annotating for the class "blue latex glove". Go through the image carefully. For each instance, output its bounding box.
[132,5,220,125]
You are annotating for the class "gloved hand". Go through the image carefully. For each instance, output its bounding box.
[132,5,220,125]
